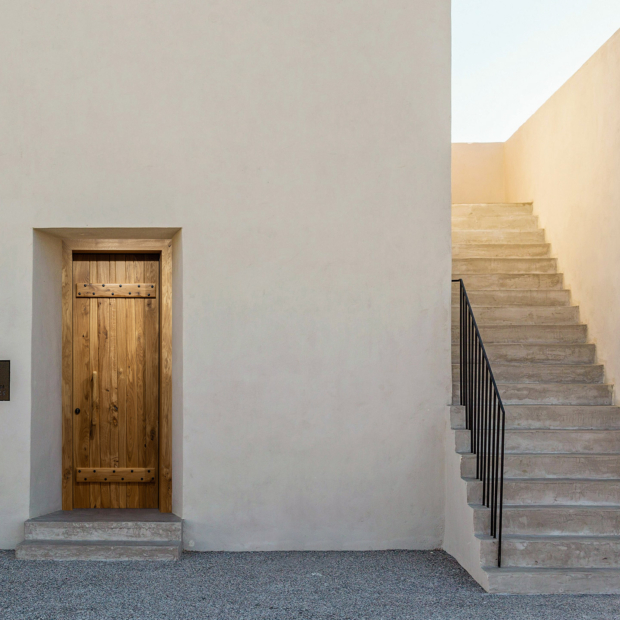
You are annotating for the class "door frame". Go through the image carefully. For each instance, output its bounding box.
[61,239,173,512]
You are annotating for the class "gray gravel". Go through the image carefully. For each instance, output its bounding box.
[0,549,618,619]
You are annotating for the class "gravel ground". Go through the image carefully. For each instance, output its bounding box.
[1,549,619,620]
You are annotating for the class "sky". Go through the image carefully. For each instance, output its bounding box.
[452,0,620,143]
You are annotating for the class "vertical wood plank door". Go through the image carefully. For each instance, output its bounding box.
[72,254,160,509]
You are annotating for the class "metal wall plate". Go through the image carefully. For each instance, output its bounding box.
[0,361,9,401]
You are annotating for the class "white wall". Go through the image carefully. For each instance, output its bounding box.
[451,143,506,204]
[0,0,451,549]
[505,29,620,394]
[30,232,63,518]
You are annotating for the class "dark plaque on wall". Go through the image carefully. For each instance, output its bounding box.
[0,361,9,401]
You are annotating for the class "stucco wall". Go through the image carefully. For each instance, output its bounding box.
[505,29,620,393]
[452,143,506,204]
[0,1,451,549]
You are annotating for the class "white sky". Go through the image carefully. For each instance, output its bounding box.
[452,0,620,142]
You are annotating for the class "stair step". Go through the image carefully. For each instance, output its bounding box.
[452,203,533,217]
[456,429,620,454]
[451,289,570,307]
[452,382,612,406]
[485,566,620,595]
[474,505,620,536]
[467,478,620,506]
[480,535,620,569]
[497,383,612,406]
[452,273,564,290]
[15,539,182,561]
[453,244,551,259]
[452,215,539,231]
[452,305,579,325]
[453,344,596,364]
[24,509,183,542]
[451,324,588,345]
[453,258,558,274]
[451,405,620,430]
[462,453,620,479]
[453,230,546,244]
[452,363,604,384]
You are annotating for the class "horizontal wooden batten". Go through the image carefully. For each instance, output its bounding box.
[76,283,157,298]
[76,468,156,483]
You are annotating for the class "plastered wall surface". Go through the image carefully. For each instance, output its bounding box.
[451,143,506,204]
[0,1,451,549]
[504,29,620,393]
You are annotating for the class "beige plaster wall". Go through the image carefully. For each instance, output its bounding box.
[0,0,451,549]
[505,29,620,392]
[452,143,506,204]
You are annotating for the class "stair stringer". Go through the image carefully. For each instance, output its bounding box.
[443,407,490,592]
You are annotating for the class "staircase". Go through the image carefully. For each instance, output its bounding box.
[16,510,183,560]
[451,202,620,594]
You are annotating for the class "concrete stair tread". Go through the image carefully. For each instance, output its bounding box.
[27,509,182,524]
[473,503,620,511]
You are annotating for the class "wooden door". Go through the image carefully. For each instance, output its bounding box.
[72,254,160,509]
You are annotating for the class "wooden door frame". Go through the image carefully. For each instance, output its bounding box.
[61,239,173,512]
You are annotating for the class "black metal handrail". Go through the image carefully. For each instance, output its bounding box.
[453,278,506,567]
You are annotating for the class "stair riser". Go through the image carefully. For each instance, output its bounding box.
[475,508,620,536]
[453,383,612,406]
[453,259,557,274]
[481,538,620,569]
[452,344,596,365]
[451,405,620,430]
[451,325,588,345]
[451,289,570,307]
[452,364,604,384]
[453,215,539,230]
[468,479,620,506]
[462,454,620,479]
[15,542,182,561]
[453,244,550,259]
[453,274,564,290]
[456,430,620,454]
[25,522,182,542]
[452,204,533,217]
[487,570,620,595]
[452,306,579,325]
[453,230,546,244]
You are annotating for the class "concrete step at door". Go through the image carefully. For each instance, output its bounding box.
[485,566,620,594]
[453,258,558,274]
[455,343,597,365]
[461,453,620,479]
[480,535,620,569]
[452,273,564,290]
[474,505,620,536]
[452,363,604,384]
[15,540,182,561]
[452,215,539,230]
[24,511,183,542]
[451,405,620,430]
[451,289,571,307]
[453,244,551,259]
[452,305,579,325]
[452,203,534,217]
[451,324,587,345]
[467,478,620,506]
[455,429,620,454]
[453,230,546,244]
